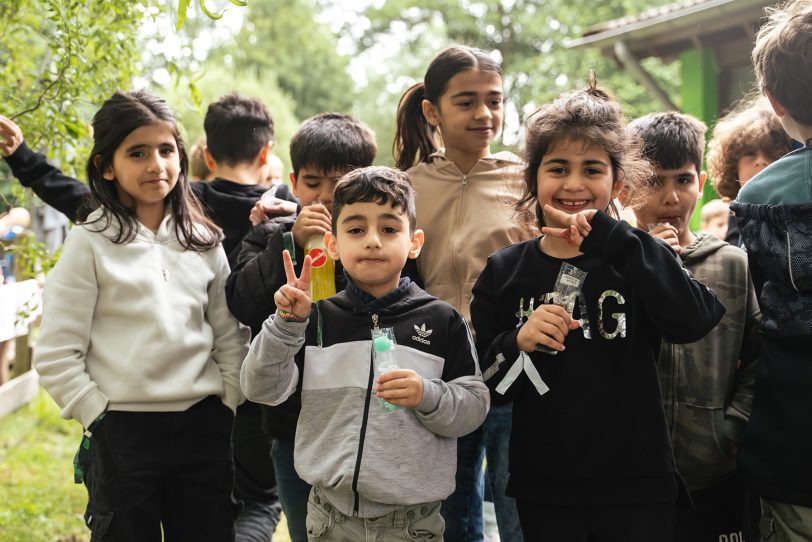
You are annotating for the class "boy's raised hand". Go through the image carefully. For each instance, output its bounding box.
[540,204,595,249]
[249,198,298,226]
[376,369,424,409]
[0,115,24,157]
[516,303,580,353]
[648,223,682,254]
[291,203,332,249]
[274,249,312,319]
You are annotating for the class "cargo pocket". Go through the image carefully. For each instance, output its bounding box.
[85,510,113,541]
[759,511,778,541]
[404,504,444,542]
[305,495,334,538]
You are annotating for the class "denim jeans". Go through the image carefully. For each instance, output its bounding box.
[270,437,312,542]
[441,403,523,542]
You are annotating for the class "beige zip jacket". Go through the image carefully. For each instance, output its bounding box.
[408,149,536,328]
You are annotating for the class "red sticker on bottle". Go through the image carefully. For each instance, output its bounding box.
[308,248,327,268]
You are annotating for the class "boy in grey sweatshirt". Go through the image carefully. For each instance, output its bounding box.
[241,166,489,540]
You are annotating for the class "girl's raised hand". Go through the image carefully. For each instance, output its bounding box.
[0,115,24,157]
[540,204,595,249]
[516,303,580,353]
[274,249,313,319]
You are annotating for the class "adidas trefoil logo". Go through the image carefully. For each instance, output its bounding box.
[412,323,433,345]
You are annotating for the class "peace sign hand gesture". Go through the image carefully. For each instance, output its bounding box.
[274,250,313,319]
[540,204,595,249]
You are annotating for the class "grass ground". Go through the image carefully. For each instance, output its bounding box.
[0,388,291,542]
[0,390,88,541]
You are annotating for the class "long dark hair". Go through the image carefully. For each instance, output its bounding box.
[518,78,652,228]
[85,90,222,250]
[393,46,502,171]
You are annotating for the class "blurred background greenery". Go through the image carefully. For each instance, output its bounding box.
[0,0,682,212]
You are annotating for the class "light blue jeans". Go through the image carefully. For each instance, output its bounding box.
[441,403,523,542]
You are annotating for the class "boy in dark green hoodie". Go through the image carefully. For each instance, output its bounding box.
[628,111,761,542]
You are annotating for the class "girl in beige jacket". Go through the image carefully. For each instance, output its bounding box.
[394,45,534,542]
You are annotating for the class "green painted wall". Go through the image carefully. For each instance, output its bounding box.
[681,48,720,231]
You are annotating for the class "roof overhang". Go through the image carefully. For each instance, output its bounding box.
[567,0,771,66]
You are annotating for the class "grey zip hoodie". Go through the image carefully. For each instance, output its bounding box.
[659,233,760,491]
[241,280,489,517]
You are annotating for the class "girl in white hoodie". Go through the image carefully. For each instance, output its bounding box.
[34,90,249,542]
[394,46,533,542]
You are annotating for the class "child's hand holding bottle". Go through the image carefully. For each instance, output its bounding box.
[516,304,580,353]
[291,200,332,250]
[376,368,424,409]
[274,250,313,320]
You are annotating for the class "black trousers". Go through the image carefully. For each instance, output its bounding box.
[84,396,237,541]
[675,475,754,542]
[517,500,676,542]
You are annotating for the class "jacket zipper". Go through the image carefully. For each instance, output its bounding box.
[450,173,468,308]
[351,313,379,516]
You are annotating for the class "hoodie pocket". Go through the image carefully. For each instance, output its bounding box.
[672,403,736,485]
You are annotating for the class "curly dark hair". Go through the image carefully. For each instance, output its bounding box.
[331,166,416,233]
[706,94,795,200]
[518,79,653,227]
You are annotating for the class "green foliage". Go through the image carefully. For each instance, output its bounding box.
[176,0,248,30]
[177,0,193,29]
[0,391,88,542]
[0,388,295,541]
[0,0,147,276]
[0,0,148,181]
[10,234,63,280]
[213,0,354,120]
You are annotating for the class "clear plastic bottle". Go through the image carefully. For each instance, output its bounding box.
[373,335,401,413]
[305,233,336,301]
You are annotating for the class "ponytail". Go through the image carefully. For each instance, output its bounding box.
[393,82,438,171]
[393,46,502,171]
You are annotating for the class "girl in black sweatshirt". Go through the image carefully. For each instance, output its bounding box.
[470,83,725,541]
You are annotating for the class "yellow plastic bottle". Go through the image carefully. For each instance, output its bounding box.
[305,233,336,301]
